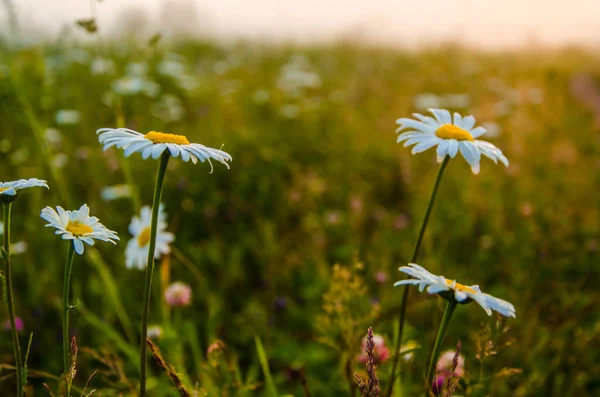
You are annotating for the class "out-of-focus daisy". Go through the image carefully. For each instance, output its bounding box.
[0,178,48,199]
[413,93,470,111]
[394,264,516,318]
[280,104,301,119]
[126,62,149,77]
[277,55,321,98]
[52,154,68,169]
[0,224,28,255]
[480,121,501,139]
[45,128,63,147]
[55,110,81,125]
[444,94,470,108]
[414,93,442,111]
[125,204,174,270]
[254,89,270,104]
[147,325,163,340]
[396,109,508,174]
[40,204,119,255]
[151,94,184,123]
[90,57,116,76]
[157,54,187,78]
[112,76,160,97]
[164,282,192,308]
[100,184,132,201]
[97,128,232,169]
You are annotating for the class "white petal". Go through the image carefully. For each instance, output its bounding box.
[461,115,476,130]
[430,109,451,124]
[470,126,487,138]
[454,290,468,302]
[436,139,450,158]
[73,239,84,255]
[458,141,481,167]
[124,140,153,157]
[151,144,166,159]
[453,112,463,126]
[427,284,450,294]
[396,118,431,133]
[168,144,181,157]
[411,138,439,154]
[141,145,154,159]
[447,139,459,158]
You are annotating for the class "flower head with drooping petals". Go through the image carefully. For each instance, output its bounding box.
[396,109,508,174]
[96,128,232,171]
[41,204,119,255]
[394,264,516,318]
[0,178,48,203]
[125,204,174,270]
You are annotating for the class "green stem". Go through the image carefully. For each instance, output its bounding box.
[140,151,170,397]
[387,156,450,397]
[3,203,23,396]
[62,242,76,396]
[425,301,457,397]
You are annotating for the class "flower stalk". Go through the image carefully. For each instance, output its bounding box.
[387,156,450,396]
[140,151,170,396]
[3,203,24,396]
[62,241,76,397]
[425,301,458,397]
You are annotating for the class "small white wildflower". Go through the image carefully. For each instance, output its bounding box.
[41,204,119,255]
[125,205,174,270]
[396,108,508,174]
[394,264,516,318]
[97,128,232,168]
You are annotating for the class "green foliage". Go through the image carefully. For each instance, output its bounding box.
[0,38,597,396]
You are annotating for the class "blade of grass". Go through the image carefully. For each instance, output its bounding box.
[254,336,277,397]
[79,305,138,368]
[87,249,136,344]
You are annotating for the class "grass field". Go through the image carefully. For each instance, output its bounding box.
[0,37,598,396]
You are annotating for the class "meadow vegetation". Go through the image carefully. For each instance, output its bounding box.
[0,36,598,396]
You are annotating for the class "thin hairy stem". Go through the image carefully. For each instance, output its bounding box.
[3,203,23,396]
[387,156,450,397]
[139,151,170,396]
[425,301,457,397]
[62,242,76,397]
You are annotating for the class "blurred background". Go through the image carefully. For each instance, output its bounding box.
[11,0,600,48]
[0,1,598,396]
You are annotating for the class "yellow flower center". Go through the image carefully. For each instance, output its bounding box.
[145,131,190,145]
[66,221,93,236]
[137,227,151,247]
[435,124,474,141]
[445,279,477,294]
[0,187,7,193]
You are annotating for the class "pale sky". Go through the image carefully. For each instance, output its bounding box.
[8,0,600,48]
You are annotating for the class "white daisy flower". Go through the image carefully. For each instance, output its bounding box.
[396,109,508,174]
[0,178,49,204]
[394,264,516,318]
[125,204,174,270]
[96,128,232,171]
[0,178,49,197]
[40,204,119,255]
